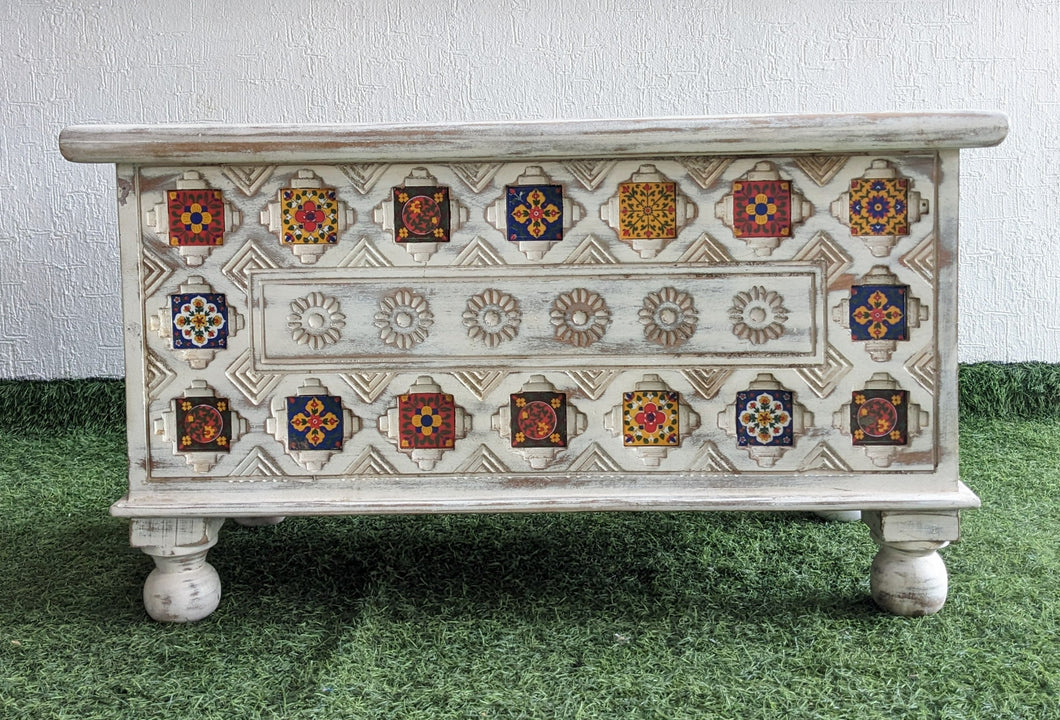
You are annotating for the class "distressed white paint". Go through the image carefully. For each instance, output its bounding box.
[0,0,1056,378]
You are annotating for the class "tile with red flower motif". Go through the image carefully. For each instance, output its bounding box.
[622,390,679,446]
[736,389,793,447]
[851,389,908,445]
[176,396,232,453]
[849,285,908,341]
[506,185,563,242]
[280,188,340,244]
[287,395,345,451]
[399,392,456,449]
[849,178,909,236]
[167,189,226,246]
[393,186,451,243]
[618,182,677,240]
[510,391,568,448]
[732,180,792,238]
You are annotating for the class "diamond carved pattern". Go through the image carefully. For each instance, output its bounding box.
[144,347,177,400]
[338,237,392,268]
[681,368,733,400]
[677,233,734,264]
[900,232,937,287]
[449,163,503,193]
[346,446,399,475]
[141,245,176,297]
[688,442,736,472]
[568,443,622,472]
[451,370,508,401]
[795,344,854,399]
[454,236,507,267]
[793,155,849,186]
[791,231,853,288]
[904,344,938,394]
[338,163,389,194]
[798,442,853,472]
[221,241,280,295]
[220,165,276,196]
[679,157,733,190]
[455,445,510,473]
[340,372,396,404]
[225,349,282,406]
[565,234,618,265]
[562,160,617,191]
[232,447,286,477]
[566,369,620,400]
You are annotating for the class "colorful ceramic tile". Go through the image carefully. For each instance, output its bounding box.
[849,178,909,236]
[732,180,792,238]
[849,285,908,341]
[510,391,567,448]
[286,395,344,451]
[506,185,563,242]
[851,389,909,445]
[176,396,231,452]
[280,188,340,244]
[171,293,228,349]
[398,392,456,449]
[393,186,451,243]
[736,389,793,447]
[167,189,226,246]
[618,182,677,240]
[622,390,680,446]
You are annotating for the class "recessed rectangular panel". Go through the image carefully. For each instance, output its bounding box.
[249,263,825,371]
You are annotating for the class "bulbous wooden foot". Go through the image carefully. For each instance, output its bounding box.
[130,517,225,623]
[143,547,221,623]
[862,510,960,616]
[870,540,949,616]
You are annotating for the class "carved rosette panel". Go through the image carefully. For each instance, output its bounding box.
[145,170,242,266]
[261,169,355,264]
[550,288,611,347]
[463,289,521,347]
[729,286,789,345]
[379,376,472,471]
[155,380,248,474]
[486,166,585,260]
[830,159,928,257]
[604,374,700,467]
[492,375,587,469]
[600,164,696,258]
[833,265,929,362]
[373,167,469,263]
[639,287,698,348]
[833,372,928,468]
[715,161,813,256]
[718,373,813,468]
[288,292,345,349]
[266,378,360,472]
[149,275,244,370]
[374,288,433,349]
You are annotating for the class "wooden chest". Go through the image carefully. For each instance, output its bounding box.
[60,113,1007,621]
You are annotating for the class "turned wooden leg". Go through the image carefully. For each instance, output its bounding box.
[233,516,286,527]
[130,518,225,623]
[862,510,960,616]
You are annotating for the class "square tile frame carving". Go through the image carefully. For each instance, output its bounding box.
[60,112,1007,622]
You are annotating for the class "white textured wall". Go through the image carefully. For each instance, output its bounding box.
[1,0,1055,378]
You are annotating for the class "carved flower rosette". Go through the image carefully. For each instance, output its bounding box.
[462,289,521,347]
[639,287,697,347]
[288,292,345,349]
[729,286,789,345]
[550,288,611,347]
[374,289,433,350]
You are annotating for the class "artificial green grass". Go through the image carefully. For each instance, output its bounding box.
[0,369,1058,718]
